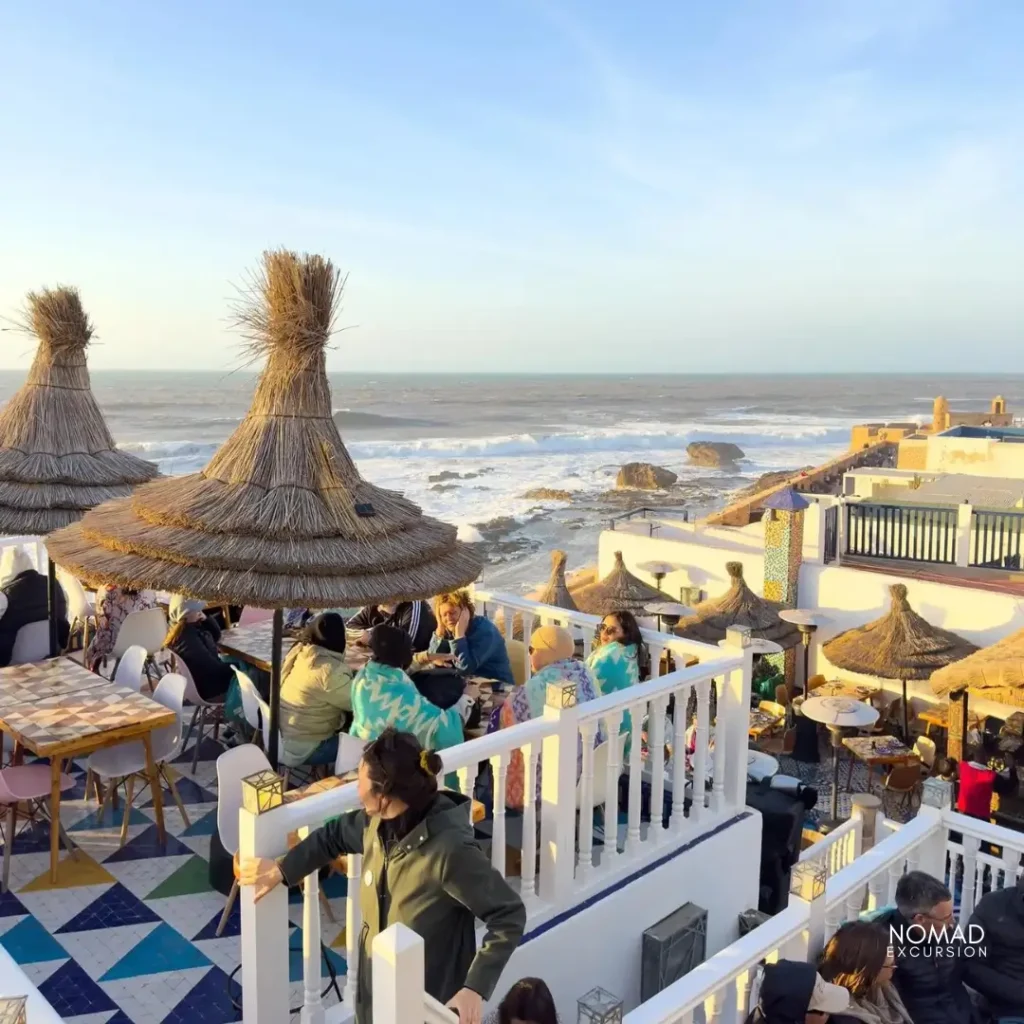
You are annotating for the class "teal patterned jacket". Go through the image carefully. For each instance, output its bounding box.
[585,641,640,734]
[350,661,465,751]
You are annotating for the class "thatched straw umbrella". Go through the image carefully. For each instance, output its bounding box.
[574,551,663,617]
[46,250,483,765]
[0,287,159,652]
[676,561,801,648]
[823,583,978,740]
[495,549,579,640]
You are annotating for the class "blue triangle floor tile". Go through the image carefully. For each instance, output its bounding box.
[141,776,216,806]
[69,805,152,833]
[287,927,346,982]
[101,922,211,980]
[192,899,240,941]
[0,890,28,917]
[173,737,224,764]
[39,959,119,1017]
[62,771,90,802]
[161,965,241,1023]
[104,1013,136,1024]
[0,914,68,964]
[181,808,218,837]
[0,818,57,855]
[104,824,193,862]
[57,882,162,933]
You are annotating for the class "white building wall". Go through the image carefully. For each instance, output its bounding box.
[926,436,1024,479]
[490,811,762,1018]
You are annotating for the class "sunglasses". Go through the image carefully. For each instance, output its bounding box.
[600,623,619,634]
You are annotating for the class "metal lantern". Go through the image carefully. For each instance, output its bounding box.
[789,853,828,903]
[0,996,27,1024]
[725,624,752,648]
[241,770,284,815]
[578,987,624,1024]
[546,679,579,710]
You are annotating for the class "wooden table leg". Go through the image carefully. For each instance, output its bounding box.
[143,734,166,844]
[49,759,62,883]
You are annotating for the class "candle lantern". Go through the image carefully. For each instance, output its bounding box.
[546,679,578,710]
[789,853,828,903]
[0,996,28,1024]
[242,770,284,815]
[577,986,623,1024]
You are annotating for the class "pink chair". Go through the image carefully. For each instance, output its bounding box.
[237,606,273,627]
[1,765,78,892]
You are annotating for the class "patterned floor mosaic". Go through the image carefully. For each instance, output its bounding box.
[0,736,348,1024]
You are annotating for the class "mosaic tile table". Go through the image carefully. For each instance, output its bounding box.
[812,681,880,700]
[0,733,349,1023]
[0,658,110,707]
[218,623,375,677]
[842,735,916,793]
[0,672,176,883]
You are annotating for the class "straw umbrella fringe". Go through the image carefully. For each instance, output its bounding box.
[823,583,978,737]
[0,287,158,533]
[46,251,483,766]
[676,561,801,648]
[931,627,1024,708]
[573,551,663,617]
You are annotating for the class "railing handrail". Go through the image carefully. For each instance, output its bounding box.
[848,501,958,516]
[424,994,459,1023]
[608,506,690,526]
[798,817,858,862]
[622,901,808,1023]
[971,508,1024,520]
[943,808,1024,849]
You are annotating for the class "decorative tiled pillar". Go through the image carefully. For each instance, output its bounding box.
[763,489,809,686]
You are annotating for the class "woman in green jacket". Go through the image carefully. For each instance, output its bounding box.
[240,728,526,1024]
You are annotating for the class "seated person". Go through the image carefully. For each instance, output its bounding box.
[0,546,69,666]
[164,596,234,702]
[86,584,157,670]
[423,590,515,687]
[347,600,436,653]
[586,609,644,733]
[352,624,476,751]
[279,612,354,766]
[489,625,600,809]
[965,870,1024,1022]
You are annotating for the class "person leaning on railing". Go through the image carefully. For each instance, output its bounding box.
[239,728,526,1024]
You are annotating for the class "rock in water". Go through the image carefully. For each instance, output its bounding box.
[687,441,745,467]
[522,487,574,501]
[615,462,678,490]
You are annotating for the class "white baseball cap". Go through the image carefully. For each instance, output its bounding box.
[808,974,851,1015]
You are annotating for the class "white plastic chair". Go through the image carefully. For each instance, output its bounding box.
[214,744,273,935]
[577,731,628,812]
[10,621,50,664]
[111,607,168,659]
[57,570,95,649]
[233,668,264,745]
[175,655,227,775]
[88,673,191,845]
[334,733,366,776]
[113,645,148,691]
[252,690,305,769]
[913,735,937,772]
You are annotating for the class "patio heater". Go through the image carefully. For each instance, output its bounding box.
[778,609,829,698]
[800,696,879,828]
[637,560,683,593]
[645,601,694,634]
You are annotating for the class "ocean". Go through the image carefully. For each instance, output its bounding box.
[3,371,1020,593]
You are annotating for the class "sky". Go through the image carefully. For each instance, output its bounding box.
[1,0,1023,373]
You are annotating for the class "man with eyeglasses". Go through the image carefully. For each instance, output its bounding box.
[875,871,977,1024]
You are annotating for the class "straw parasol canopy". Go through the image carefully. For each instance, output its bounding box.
[676,561,801,648]
[573,550,664,617]
[822,584,978,682]
[496,550,580,640]
[45,250,483,608]
[0,287,158,534]
[931,626,1024,708]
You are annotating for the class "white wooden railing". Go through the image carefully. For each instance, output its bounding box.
[0,533,48,573]
[236,592,755,1023]
[798,815,861,880]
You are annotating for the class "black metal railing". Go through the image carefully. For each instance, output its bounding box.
[823,505,838,564]
[844,502,958,564]
[969,510,1024,569]
[608,507,689,536]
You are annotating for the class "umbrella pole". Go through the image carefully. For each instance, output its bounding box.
[830,727,841,822]
[46,557,59,658]
[902,678,910,744]
[268,608,284,770]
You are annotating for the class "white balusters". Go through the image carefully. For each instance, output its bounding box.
[711,683,726,813]
[945,845,961,893]
[298,826,325,1024]
[1001,843,1021,890]
[648,696,668,840]
[671,685,690,832]
[886,864,903,906]
[825,903,845,941]
[520,743,539,910]
[344,853,362,1008]
[960,835,980,923]
[577,720,598,880]
[521,613,536,679]
[458,763,478,804]
[706,983,729,1024]
[845,887,863,923]
[626,701,644,853]
[692,679,711,823]
[501,604,513,642]
[867,870,888,913]
[490,751,508,876]
[603,710,623,862]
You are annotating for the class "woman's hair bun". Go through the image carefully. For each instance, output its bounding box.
[424,750,444,776]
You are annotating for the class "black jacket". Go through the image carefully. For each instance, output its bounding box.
[750,961,818,1024]
[0,570,69,667]
[875,908,976,1024]
[965,882,1024,1018]
[348,602,436,653]
[169,618,234,701]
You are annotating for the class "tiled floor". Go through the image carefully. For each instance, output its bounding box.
[0,736,349,1024]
